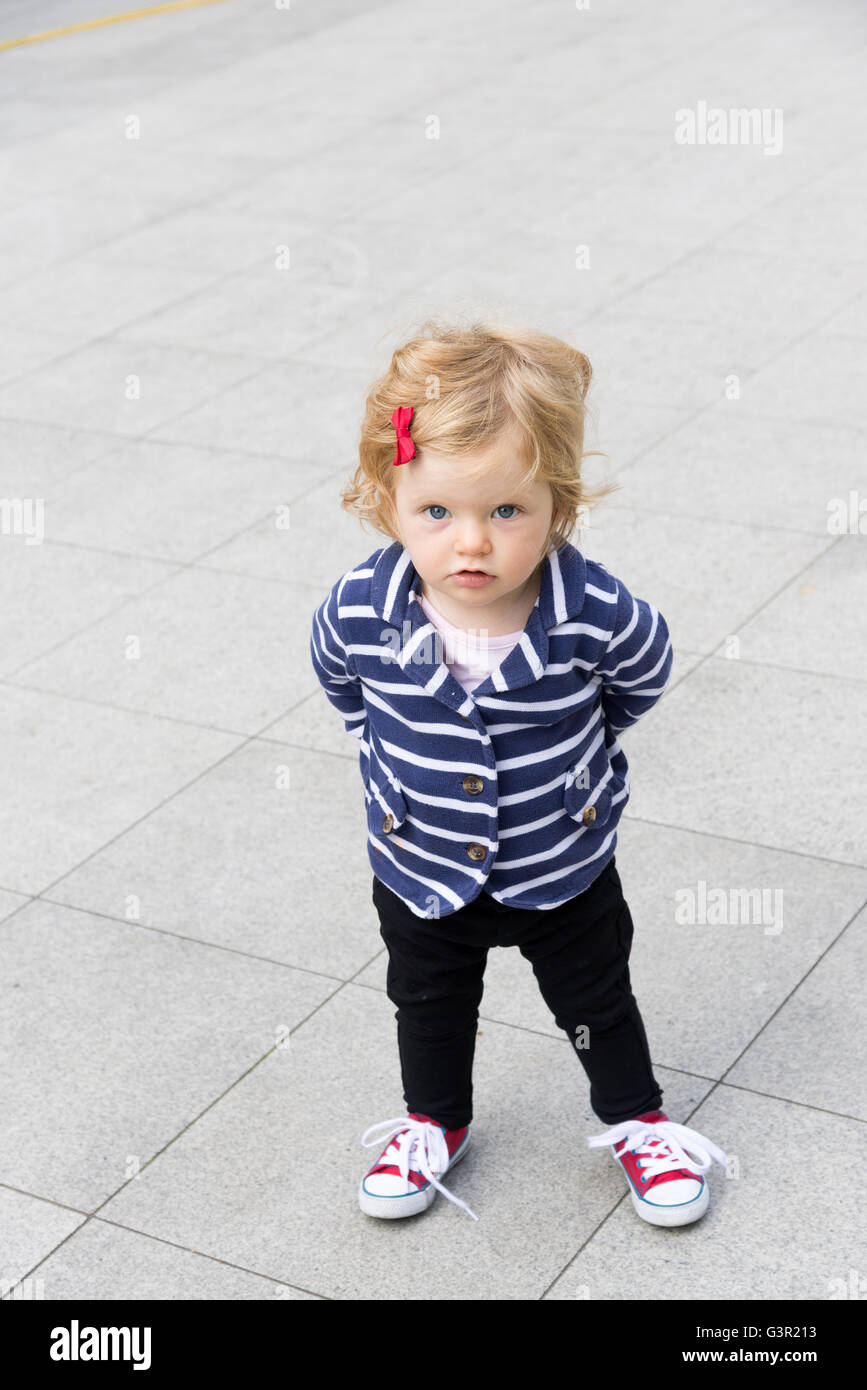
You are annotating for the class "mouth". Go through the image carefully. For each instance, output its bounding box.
[450,568,496,586]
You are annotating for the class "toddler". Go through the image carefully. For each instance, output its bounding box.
[310,319,728,1227]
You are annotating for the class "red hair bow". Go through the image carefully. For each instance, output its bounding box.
[391,406,416,466]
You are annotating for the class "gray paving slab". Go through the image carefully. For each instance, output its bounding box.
[0,338,264,438]
[598,407,867,536]
[0,889,29,923]
[581,503,830,656]
[723,155,867,266]
[46,739,382,978]
[610,246,862,363]
[11,567,324,733]
[195,469,396,592]
[0,897,338,1210]
[634,658,867,866]
[565,314,756,411]
[0,327,92,385]
[0,539,173,678]
[0,686,241,896]
[399,234,687,332]
[0,417,121,494]
[726,904,867,1120]
[744,331,867,429]
[0,1188,86,1296]
[40,439,313,565]
[709,538,867,684]
[87,203,316,279]
[0,190,169,278]
[119,271,393,363]
[218,126,500,230]
[822,293,867,339]
[0,259,224,340]
[145,358,372,457]
[4,1218,321,1301]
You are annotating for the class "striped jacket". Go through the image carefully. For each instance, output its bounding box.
[309,539,673,918]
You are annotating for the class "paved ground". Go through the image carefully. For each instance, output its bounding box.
[1,0,865,1302]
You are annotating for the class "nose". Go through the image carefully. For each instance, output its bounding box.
[454,519,492,557]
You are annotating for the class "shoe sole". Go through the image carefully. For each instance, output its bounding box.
[358,1131,471,1220]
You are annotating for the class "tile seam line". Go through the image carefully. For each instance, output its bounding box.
[1,1207,328,1303]
[710,894,867,1090]
[0,723,283,902]
[664,648,867,689]
[69,980,362,1221]
[594,154,867,323]
[595,499,855,542]
[1,893,384,989]
[0,408,355,470]
[0,678,334,742]
[0,679,263,737]
[0,449,352,589]
[0,474,341,682]
[616,814,867,877]
[627,530,856,705]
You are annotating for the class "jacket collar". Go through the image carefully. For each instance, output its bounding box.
[369,540,588,710]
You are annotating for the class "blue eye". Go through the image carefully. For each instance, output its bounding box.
[421,504,521,521]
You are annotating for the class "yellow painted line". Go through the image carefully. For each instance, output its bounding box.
[0,0,234,52]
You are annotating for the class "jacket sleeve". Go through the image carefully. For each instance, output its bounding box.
[309,578,367,740]
[596,575,673,734]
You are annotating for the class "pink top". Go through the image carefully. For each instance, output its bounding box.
[419,592,525,694]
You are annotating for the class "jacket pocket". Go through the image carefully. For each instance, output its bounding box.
[366,760,409,837]
[563,759,625,828]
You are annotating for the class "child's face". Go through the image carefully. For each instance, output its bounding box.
[389,423,554,617]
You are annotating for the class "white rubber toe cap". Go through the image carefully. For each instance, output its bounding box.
[362,1172,425,1198]
[641,1177,704,1207]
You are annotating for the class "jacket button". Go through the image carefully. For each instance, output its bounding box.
[382,814,394,833]
[466,843,486,861]
[462,775,484,795]
[582,806,596,825]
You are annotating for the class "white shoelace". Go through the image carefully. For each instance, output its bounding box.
[361,1116,479,1221]
[587,1119,729,1180]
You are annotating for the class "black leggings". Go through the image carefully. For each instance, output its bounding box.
[371,856,664,1130]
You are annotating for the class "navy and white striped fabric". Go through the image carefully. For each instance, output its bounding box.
[310,539,672,919]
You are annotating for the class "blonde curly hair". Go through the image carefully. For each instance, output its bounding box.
[341,316,619,554]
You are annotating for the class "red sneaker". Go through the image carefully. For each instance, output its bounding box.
[587,1109,729,1227]
[358,1112,477,1221]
